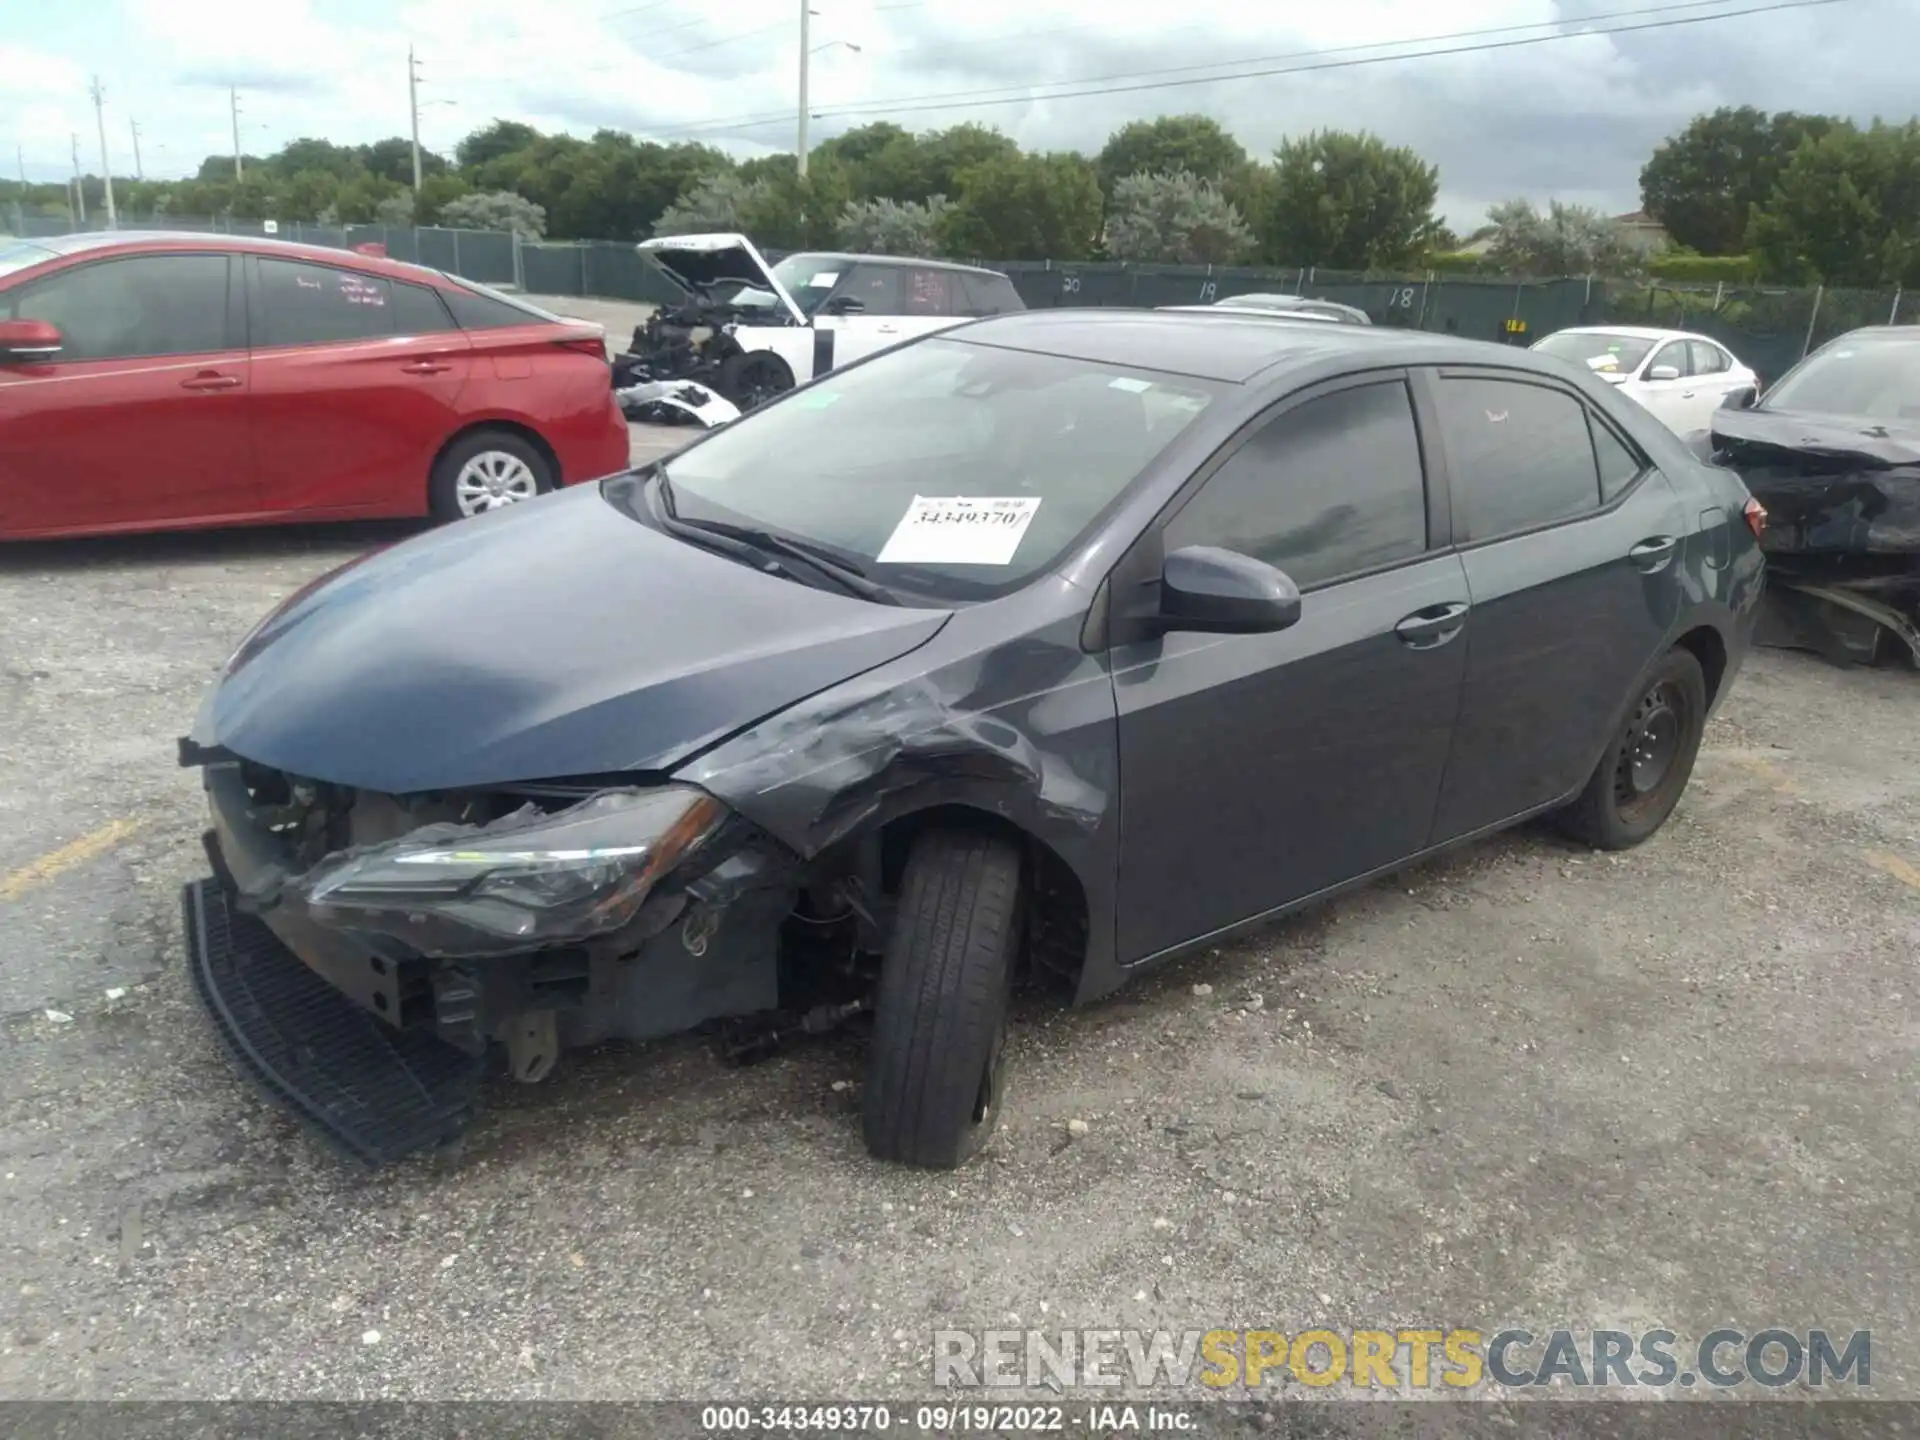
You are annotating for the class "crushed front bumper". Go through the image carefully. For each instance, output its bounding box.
[182,877,482,1166]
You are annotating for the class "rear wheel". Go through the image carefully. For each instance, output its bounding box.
[1556,647,1707,849]
[863,830,1022,1169]
[719,352,795,410]
[429,429,554,522]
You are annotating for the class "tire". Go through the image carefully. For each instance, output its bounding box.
[429,429,554,523]
[718,351,795,410]
[863,830,1022,1169]
[1555,647,1708,849]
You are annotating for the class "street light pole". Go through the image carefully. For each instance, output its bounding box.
[796,0,810,179]
[71,133,86,226]
[231,87,244,180]
[89,75,118,227]
[409,46,424,193]
[130,118,143,180]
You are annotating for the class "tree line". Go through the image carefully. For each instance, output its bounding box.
[4,105,1916,288]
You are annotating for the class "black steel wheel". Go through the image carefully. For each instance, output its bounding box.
[1556,647,1708,849]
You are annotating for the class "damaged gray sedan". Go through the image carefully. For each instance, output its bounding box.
[180,310,1762,1169]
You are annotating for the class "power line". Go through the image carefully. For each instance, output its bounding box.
[820,0,1781,122]
[634,0,1855,141]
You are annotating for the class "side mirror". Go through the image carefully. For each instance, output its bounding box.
[1159,545,1302,634]
[0,318,62,363]
[821,295,866,316]
[1645,364,1682,382]
[1722,385,1758,411]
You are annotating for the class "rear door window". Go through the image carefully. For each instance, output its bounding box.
[960,273,1022,315]
[905,268,957,316]
[1689,340,1731,375]
[1433,376,1603,540]
[256,258,393,348]
[391,282,457,336]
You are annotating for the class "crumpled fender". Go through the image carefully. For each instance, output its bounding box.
[675,596,1124,1002]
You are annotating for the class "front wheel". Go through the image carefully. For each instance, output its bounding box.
[863,830,1022,1169]
[718,351,795,410]
[1556,647,1708,849]
[429,429,554,522]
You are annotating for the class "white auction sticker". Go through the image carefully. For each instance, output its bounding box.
[876,495,1042,566]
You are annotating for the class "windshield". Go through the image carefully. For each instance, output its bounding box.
[1532,331,1658,374]
[0,240,57,281]
[650,337,1221,601]
[1761,338,1920,424]
[767,254,848,317]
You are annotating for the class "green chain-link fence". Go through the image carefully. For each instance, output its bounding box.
[16,217,1907,368]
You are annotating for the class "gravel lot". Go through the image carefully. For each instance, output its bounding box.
[1,305,1917,1404]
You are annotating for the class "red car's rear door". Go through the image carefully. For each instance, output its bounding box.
[245,255,473,519]
[0,249,252,536]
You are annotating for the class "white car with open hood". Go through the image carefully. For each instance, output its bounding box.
[619,233,1026,408]
[1530,325,1760,435]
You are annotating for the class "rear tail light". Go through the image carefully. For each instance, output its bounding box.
[1744,497,1768,539]
[554,335,608,360]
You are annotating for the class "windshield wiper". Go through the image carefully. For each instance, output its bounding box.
[652,472,898,605]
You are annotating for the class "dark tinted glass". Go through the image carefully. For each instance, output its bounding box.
[1436,378,1601,540]
[257,258,393,347]
[840,264,903,314]
[1589,414,1644,502]
[970,274,1023,314]
[441,280,550,329]
[9,253,229,360]
[391,281,455,335]
[905,268,956,316]
[1165,380,1428,588]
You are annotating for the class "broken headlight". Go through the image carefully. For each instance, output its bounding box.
[291,787,726,957]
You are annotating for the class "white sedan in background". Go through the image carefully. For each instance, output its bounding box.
[1531,325,1759,434]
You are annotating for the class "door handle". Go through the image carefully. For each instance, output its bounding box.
[400,360,453,374]
[1628,536,1679,572]
[1394,601,1470,649]
[180,372,241,391]
[1681,389,1695,398]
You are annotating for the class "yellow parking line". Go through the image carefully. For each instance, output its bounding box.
[0,819,144,902]
[1865,851,1920,894]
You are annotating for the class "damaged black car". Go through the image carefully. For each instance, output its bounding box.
[181,310,1763,1170]
[1696,325,1920,666]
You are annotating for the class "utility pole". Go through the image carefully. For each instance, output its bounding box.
[796,0,810,179]
[231,87,244,180]
[71,133,86,226]
[89,75,118,227]
[408,46,424,192]
[130,118,144,180]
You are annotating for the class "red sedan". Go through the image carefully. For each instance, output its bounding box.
[0,231,632,539]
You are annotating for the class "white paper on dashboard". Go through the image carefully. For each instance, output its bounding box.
[875,495,1042,566]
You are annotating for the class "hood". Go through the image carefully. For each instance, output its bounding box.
[636,232,807,325]
[1708,407,1920,557]
[1710,406,1920,468]
[196,483,950,794]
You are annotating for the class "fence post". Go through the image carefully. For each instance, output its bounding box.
[1416,271,1434,330]
[452,226,461,277]
[1713,280,1725,311]
[512,230,525,291]
[1890,286,1903,325]
[1801,283,1824,359]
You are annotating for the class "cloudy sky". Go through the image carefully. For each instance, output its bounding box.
[6,0,1916,227]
